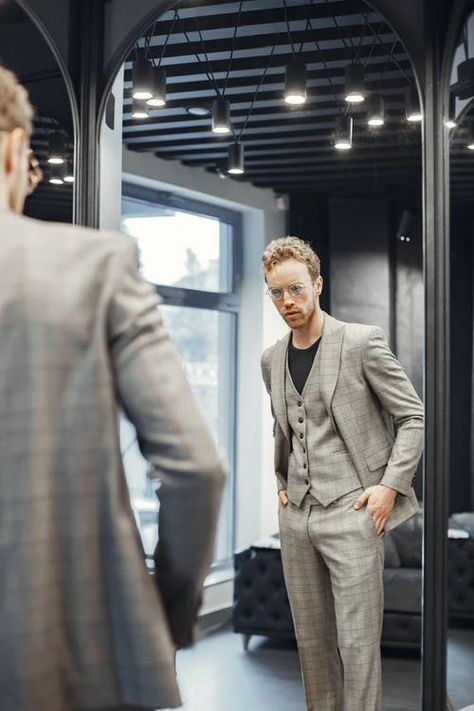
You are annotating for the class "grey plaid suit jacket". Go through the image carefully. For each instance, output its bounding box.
[0,208,225,711]
[261,311,423,530]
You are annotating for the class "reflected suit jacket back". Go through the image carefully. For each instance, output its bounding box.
[0,208,225,711]
[261,312,423,530]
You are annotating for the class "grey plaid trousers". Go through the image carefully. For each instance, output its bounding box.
[278,489,385,711]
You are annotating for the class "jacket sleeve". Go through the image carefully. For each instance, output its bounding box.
[362,326,424,496]
[108,240,226,648]
[261,349,288,492]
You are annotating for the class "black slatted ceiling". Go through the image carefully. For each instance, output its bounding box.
[122,0,422,197]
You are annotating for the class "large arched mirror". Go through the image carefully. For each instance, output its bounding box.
[447,7,474,709]
[100,1,424,707]
[0,0,75,222]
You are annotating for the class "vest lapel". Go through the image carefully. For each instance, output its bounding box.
[318,312,344,425]
[270,332,291,442]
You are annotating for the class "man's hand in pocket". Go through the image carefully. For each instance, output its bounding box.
[278,489,289,508]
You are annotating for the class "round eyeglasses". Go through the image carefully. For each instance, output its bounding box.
[266,283,311,301]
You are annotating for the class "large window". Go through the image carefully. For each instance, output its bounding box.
[120,182,241,566]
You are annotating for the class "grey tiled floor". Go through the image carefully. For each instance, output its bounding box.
[175,624,474,711]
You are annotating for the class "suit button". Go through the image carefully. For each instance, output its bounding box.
[305,479,309,485]
[299,433,304,439]
[298,417,304,423]
[303,463,307,469]
[297,401,302,407]
[303,448,306,454]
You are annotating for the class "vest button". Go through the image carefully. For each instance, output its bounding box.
[303,448,306,454]
[297,401,302,407]
[298,417,304,423]
[304,479,309,485]
[303,463,307,469]
[299,433,304,439]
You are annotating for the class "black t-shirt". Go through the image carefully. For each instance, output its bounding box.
[287,337,321,395]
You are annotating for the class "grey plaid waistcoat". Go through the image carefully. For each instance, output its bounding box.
[285,353,361,507]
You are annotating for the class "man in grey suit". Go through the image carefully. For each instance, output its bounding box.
[261,237,423,711]
[0,66,225,711]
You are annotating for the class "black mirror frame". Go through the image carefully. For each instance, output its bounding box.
[14,0,79,223]
[14,1,466,709]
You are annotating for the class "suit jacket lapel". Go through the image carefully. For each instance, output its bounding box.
[318,312,344,420]
[270,332,291,442]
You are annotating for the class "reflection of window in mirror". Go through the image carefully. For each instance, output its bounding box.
[100,1,425,708]
[0,2,74,222]
[447,9,474,711]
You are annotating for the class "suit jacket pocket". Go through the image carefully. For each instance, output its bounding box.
[365,444,392,472]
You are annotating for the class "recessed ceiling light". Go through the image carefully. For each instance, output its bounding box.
[186,106,211,116]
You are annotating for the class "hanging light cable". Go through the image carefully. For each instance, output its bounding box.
[227,35,280,175]
[146,17,175,108]
[282,0,307,106]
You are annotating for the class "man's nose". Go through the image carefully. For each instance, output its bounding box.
[283,291,295,307]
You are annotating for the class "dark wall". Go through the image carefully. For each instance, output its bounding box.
[450,205,474,512]
[289,191,425,499]
[328,197,391,336]
[288,190,330,313]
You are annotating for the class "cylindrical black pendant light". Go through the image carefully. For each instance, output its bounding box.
[334,115,353,150]
[212,98,232,134]
[445,93,457,129]
[345,63,366,104]
[132,98,150,119]
[47,131,66,165]
[227,142,244,174]
[48,163,64,185]
[366,93,385,127]
[147,67,167,107]
[132,57,154,101]
[284,59,307,105]
[467,123,474,150]
[406,85,422,122]
[63,158,74,183]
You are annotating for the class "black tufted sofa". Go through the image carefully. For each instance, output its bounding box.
[233,512,474,651]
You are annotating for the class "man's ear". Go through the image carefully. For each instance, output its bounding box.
[4,127,27,176]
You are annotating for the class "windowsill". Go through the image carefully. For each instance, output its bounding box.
[204,564,234,588]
